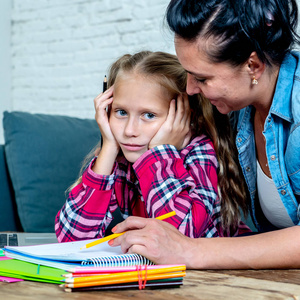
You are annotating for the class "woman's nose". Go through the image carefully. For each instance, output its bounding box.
[186,73,201,96]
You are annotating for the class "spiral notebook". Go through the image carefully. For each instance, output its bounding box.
[4,238,153,270]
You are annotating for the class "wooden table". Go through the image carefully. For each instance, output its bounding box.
[1,269,300,299]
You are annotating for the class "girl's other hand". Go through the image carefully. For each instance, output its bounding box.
[149,93,192,150]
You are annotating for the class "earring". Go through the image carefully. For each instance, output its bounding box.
[252,76,258,85]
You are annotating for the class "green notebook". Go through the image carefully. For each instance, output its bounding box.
[0,258,65,284]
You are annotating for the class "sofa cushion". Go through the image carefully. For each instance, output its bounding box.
[3,111,100,232]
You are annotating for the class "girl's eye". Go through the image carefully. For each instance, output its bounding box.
[116,109,127,117]
[144,112,155,120]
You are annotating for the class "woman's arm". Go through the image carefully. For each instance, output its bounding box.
[110,216,300,269]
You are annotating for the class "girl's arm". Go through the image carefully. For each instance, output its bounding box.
[55,159,118,242]
[134,93,219,237]
[92,87,120,175]
[55,89,121,242]
[110,216,300,269]
[133,136,220,238]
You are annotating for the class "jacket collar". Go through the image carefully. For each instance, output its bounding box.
[270,52,297,123]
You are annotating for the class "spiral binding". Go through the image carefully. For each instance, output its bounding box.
[81,253,154,267]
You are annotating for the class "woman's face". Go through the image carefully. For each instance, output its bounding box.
[175,36,254,114]
[109,74,171,163]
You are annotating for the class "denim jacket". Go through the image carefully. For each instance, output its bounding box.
[232,51,300,232]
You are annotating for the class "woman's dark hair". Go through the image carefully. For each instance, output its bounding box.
[166,0,300,66]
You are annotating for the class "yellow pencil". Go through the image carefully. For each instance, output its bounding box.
[63,265,186,284]
[80,211,176,250]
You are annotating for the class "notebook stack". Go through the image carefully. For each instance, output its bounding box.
[0,238,186,291]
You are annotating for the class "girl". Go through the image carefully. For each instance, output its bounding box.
[55,51,249,242]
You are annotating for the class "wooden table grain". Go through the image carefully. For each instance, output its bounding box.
[1,269,300,299]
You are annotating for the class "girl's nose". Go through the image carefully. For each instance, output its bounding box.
[124,117,139,137]
[186,73,201,96]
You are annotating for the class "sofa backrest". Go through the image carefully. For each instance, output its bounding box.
[2,111,100,233]
[0,144,22,231]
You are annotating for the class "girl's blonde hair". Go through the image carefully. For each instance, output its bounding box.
[72,51,248,233]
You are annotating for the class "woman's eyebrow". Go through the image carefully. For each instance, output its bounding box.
[185,69,205,77]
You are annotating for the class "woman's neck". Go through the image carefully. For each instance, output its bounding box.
[253,66,280,121]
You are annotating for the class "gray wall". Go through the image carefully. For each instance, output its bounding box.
[0,0,173,143]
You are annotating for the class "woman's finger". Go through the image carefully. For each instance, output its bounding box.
[110,217,191,266]
[112,216,150,234]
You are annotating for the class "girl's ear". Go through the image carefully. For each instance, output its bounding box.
[247,51,265,80]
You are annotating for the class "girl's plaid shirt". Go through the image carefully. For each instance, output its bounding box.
[55,135,249,242]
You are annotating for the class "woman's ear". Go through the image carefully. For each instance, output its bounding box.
[247,51,265,81]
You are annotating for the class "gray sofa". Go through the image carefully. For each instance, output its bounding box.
[0,111,255,234]
[0,111,101,232]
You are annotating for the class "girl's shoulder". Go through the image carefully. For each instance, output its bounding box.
[186,134,214,150]
[181,134,216,158]
[181,135,218,168]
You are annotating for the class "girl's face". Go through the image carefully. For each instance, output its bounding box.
[175,36,255,114]
[109,74,171,163]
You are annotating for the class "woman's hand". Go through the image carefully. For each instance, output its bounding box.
[94,87,119,151]
[109,216,197,268]
[149,93,192,150]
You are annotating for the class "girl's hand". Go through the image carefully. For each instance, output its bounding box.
[94,87,119,151]
[149,93,192,150]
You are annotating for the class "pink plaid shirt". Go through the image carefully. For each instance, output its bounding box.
[55,135,250,242]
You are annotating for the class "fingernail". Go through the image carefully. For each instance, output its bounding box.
[108,240,113,246]
[111,226,116,233]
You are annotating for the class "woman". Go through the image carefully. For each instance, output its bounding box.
[109,0,300,269]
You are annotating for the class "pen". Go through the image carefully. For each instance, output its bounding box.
[100,75,108,148]
[103,75,107,92]
[80,211,176,250]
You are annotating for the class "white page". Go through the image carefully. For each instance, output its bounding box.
[5,238,124,261]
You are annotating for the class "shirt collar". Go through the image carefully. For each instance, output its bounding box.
[270,52,297,122]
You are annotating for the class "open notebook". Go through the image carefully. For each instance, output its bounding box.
[4,238,153,270]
